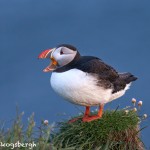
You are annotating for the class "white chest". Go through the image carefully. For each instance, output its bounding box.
[50,69,112,106]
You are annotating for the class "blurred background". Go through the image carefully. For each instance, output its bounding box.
[0,0,150,147]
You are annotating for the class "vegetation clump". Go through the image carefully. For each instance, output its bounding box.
[53,109,144,150]
[0,99,147,150]
[0,110,54,150]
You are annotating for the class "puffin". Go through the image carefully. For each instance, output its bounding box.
[38,44,137,122]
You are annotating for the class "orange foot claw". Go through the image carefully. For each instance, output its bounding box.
[68,117,81,123]
[82,115,102,122]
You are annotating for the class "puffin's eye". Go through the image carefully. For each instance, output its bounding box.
[60,50,64,55]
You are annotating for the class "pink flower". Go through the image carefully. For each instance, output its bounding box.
[44,120,49,125]
[125,110,129,114]
[133,108,137,112]
[138,101,143,107]
[132,98,136,104]
[143,114,148,119]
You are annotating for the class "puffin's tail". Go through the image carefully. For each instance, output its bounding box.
[112,72,137,93]
[119,72,138,84]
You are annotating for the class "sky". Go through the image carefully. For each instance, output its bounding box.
[0,0,150,147]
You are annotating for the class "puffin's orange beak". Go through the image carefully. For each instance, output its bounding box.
[38,48,58,72]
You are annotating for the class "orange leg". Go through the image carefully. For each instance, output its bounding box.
[68,106,90,123]
[84,106,90,117]
[82,104,104,122]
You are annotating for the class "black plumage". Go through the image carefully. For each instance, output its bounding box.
[57,44,77,51]
[54,45,137,94]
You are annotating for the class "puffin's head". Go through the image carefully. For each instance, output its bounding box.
[38,44,79,72]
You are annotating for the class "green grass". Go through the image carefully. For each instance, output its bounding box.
[0,110,54,150]
[53,109,144,150]
[0,104,147,150]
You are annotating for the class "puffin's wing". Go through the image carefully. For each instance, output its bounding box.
[76,56,119,83]
[76,56,137,93]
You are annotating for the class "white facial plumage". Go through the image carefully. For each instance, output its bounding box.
[52,47,77,67]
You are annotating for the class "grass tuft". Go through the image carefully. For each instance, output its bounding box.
[0,110,54,150]
[0,99,147,150]
[53,110,144,150]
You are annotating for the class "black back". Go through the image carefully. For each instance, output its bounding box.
[54,48,137,93]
